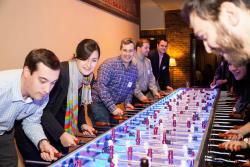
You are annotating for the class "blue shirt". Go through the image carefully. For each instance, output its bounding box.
[92,56,138,112]
[0,69,48,148]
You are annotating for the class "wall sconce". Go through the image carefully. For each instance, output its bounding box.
[169,58,177,87]
[169,58,177,67]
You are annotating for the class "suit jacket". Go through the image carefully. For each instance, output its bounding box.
[42,61,85,142]
[148,50,170,90]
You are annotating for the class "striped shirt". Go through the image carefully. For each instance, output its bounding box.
[92,56,138,112]
[0,69,48,148]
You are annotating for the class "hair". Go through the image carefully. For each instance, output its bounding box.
[23,49,60,74]
[75,39,100,61]
[136,38,150,48]
[120,38,136,50]
[157,38,168,45]
[181,0,249,24]
[232,62,250,98]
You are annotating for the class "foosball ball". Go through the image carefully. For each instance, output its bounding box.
[49,88,219,167]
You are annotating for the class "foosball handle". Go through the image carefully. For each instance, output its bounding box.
[230,112,243,119]
[79,129,98,135]
[133,103,145,107]
[218,143,241,151]
[218,132,238,138]
[54,152,63,158]
[95,122,110,126]
[234,125,243,129]
[142,99,153,104]
[95,121,117,127]
[75,138,88,145]
[113,115,128,120]
[218,144,224,149]
[93,129,98,134]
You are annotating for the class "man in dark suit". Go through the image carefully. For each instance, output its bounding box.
[148,39,173,91]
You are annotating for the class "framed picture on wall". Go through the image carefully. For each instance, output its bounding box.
[80,0,140,24]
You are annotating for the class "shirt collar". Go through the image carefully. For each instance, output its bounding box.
[158,51,163,58]
[12,72,33,103]
[136,53,145,61]
[118,55,133,68]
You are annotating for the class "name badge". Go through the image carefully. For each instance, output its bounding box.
[162,66,166,70]
[127,82,133,87]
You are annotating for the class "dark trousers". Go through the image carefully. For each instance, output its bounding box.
[0,130,17,167]
[14,122,68,167]
[14,124,44,167]
[159,82,166,91]
[88,102,118,124]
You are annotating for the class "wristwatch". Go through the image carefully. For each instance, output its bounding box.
[243,138,250,149]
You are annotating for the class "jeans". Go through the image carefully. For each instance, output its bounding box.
[88,102,118,124]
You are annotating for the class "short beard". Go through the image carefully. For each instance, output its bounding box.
[215,22,249,66]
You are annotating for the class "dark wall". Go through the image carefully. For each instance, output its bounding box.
[165,10,193,88]
[140,10,217,88]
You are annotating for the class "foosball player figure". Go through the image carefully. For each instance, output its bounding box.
[140,157,150,167]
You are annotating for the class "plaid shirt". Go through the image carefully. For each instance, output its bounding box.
[92,56,138,112]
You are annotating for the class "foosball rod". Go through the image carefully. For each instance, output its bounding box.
[213,118,244,122]
[208,150,245,158]
[205,156,248,164]
[25,160,51,165]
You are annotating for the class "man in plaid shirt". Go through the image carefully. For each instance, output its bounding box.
[90,38,138,124]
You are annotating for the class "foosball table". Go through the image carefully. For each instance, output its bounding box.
[49,88,249,167]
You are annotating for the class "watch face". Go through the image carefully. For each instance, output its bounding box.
[244,138,249,143]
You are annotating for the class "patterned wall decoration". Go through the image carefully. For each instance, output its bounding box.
[81,0,140,24]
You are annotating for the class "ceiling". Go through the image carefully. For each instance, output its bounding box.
[152,0,185,11]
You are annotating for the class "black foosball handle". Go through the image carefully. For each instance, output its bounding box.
[25,160,51,166]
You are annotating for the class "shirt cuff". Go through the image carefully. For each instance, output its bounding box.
[29,133,47,149]
[152,89,158,96]
[108,104,116,113]
[136,93,145,101]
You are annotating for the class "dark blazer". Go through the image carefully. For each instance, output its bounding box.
[148,50,170,90]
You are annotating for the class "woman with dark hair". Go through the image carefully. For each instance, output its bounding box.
[230,63,250,121]
[15,39,100,164]
[217,62,250,152]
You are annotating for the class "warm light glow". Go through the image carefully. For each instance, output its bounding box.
[169,58,177,67]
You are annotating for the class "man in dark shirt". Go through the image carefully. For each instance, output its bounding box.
[148,39,173,91]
